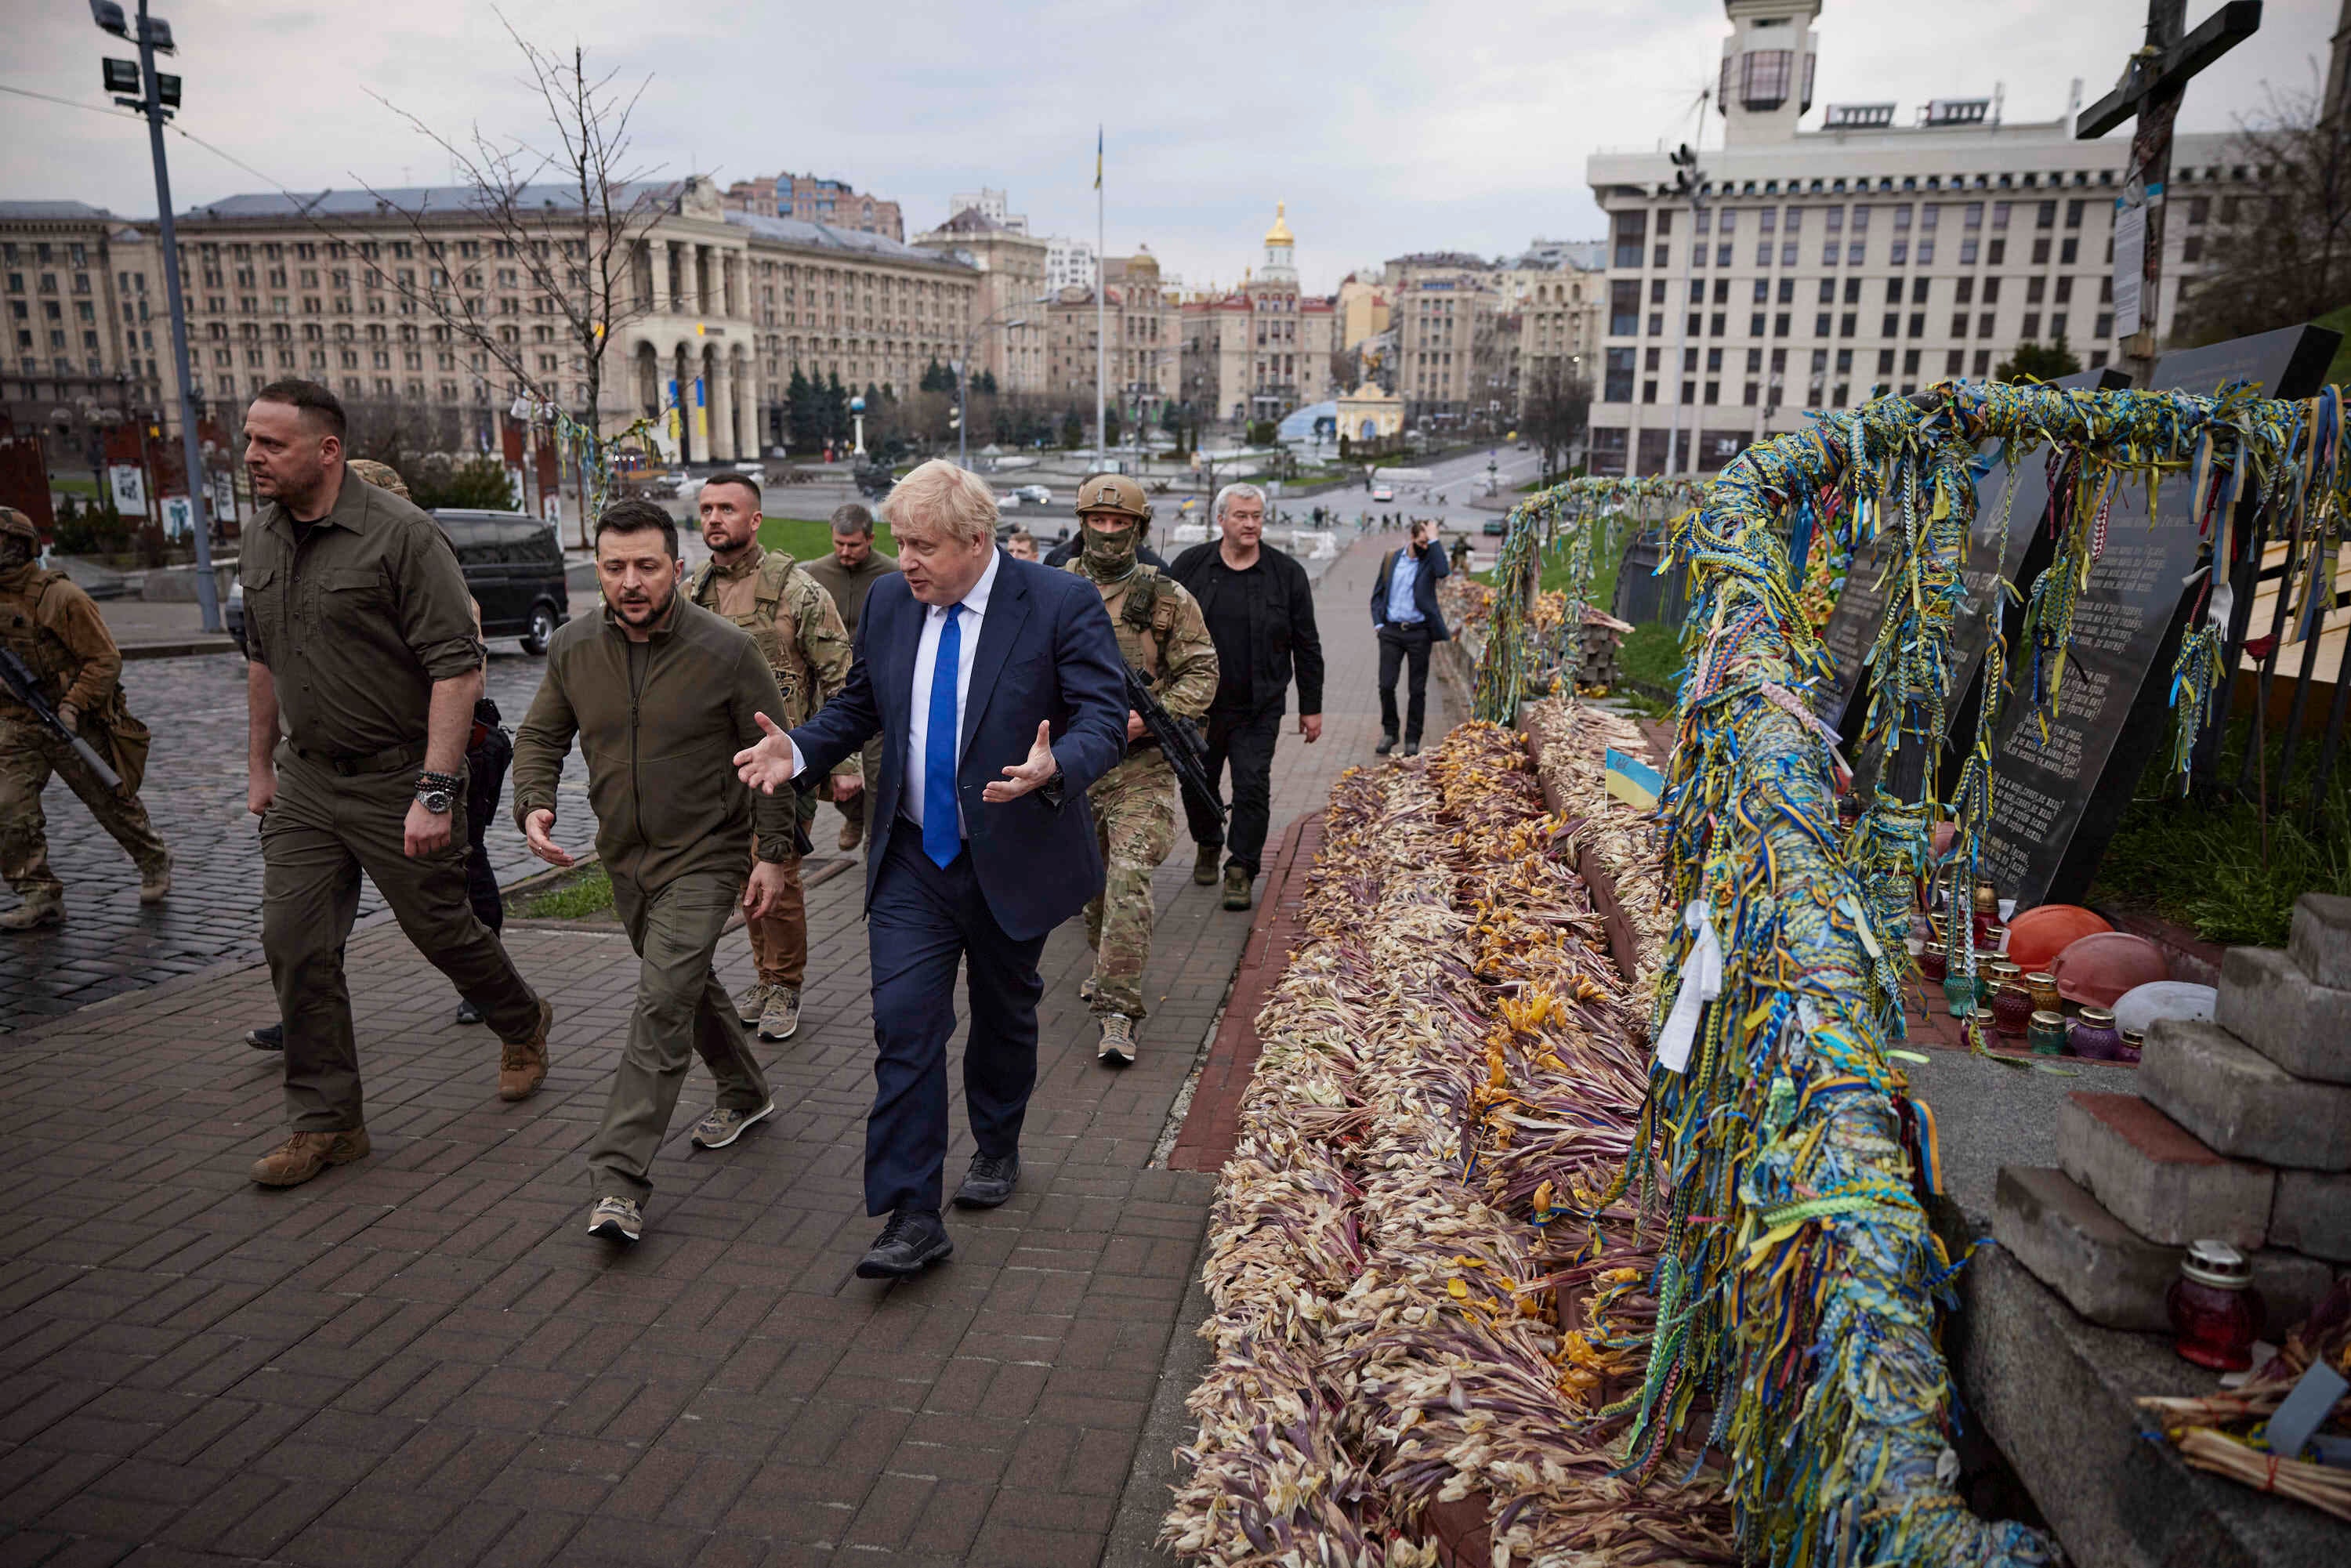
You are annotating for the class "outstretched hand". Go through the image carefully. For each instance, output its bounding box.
[523,807,574,868]
[734,712,801,795]
[981,720,1059,803]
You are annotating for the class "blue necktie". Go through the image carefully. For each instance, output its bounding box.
[922,603,964,868]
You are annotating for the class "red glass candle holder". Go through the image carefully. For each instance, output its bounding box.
[1991,984,2034,1037]
[2165,1240,2265,1371]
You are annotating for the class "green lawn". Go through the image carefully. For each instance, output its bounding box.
[756,516,893,563]
[520,864,614,920]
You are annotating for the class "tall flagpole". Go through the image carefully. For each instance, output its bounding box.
[1094,124,1106,459]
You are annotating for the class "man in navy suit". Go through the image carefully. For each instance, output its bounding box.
[734,459,1129,1278]
[1369,518,1451,757]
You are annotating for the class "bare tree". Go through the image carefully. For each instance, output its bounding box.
[323,13,665,544]
[2175,79,2351,349]
[1518,357,1591,483]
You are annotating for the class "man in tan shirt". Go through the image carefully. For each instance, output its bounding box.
[686,475,855,1042]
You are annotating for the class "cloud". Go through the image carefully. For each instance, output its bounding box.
[2,0,2335,292]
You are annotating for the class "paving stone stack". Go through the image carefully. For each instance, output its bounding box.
[1993,893,2351,1334]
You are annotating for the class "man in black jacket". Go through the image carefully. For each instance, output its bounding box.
[1167,482,1324,911]
[1369,518,1450,757]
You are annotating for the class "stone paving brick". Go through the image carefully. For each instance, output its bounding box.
[0,534,1422,1565]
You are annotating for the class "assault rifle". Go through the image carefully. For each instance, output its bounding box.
[0,646,121,790]
[1125,664,1223,825]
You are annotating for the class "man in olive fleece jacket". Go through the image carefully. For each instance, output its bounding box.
[511,502,796,1243]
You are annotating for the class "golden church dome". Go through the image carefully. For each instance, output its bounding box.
[1264,201,1294,246]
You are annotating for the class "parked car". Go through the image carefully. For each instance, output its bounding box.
[1482,516,1508,536]
[1371,483,1395,502]
[1013,483,1053,505]
[230,507,570,656]
[995,491,1023,511]
[436,510,572,653]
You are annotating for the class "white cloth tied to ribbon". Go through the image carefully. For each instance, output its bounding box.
[1656,899,1722,1074]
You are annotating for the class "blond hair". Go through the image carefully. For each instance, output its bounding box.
[883,459,997,545]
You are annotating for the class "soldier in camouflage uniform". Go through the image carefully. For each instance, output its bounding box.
[0,505,171,929]
[687,473,856,1042]
[1063,475,1218,1064]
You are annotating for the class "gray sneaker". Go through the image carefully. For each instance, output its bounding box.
[587,1196,642,1243]
[690,1099,776,1150]
[757,985,800,1041]
[733,981,773,1026]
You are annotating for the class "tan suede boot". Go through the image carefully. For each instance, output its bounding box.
[251,1128,371,1187]
[498,996,554,1101]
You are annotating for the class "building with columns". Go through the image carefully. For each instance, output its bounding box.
[1179,203,1337,429]
[2,201,169,463]
[1584,0,2241,475]
[911,206,1049,393]
[1386,252,1505,427]
[137,175,975,466]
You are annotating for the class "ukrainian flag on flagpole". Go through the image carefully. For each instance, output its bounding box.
[1095,125,1103,190]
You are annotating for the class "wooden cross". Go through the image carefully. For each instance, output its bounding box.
[2075,0,2262,383]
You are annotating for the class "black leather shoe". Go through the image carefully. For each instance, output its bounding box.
[855,1209,953,1279]
[1403,741,1421,757]
[455,998,484,1026]
[953,1152,1020,1209]
[1375,734,1397,756]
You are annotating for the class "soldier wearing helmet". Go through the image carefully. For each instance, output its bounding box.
[0,505,172,930]
[1062,475,1218,1064]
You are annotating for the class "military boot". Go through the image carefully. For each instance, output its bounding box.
[1223,864,1254,911]
[498,997,554,1101]
[251,1128,371,1187]
[1193,844,1220,885]
[139,853,172,904]
[0,890,63,931]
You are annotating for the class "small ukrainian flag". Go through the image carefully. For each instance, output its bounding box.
[1603,748,1663,812]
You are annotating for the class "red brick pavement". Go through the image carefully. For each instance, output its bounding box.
[0,530,1447,1568]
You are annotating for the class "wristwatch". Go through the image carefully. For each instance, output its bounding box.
[415,768,458,816]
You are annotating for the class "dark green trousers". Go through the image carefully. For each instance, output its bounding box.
[586,867,773,1202]
[260,745,542,1132]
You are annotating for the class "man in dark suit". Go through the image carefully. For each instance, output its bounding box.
[734,459,1129,1279]
[1369,518,1451,757]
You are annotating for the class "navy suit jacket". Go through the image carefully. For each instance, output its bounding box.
[1371,541,1451,642]
[788,549,1130,942]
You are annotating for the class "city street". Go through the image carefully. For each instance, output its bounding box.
[0,530,1443,1568]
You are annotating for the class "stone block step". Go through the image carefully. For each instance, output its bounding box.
[2272,1168,2351,1264]
[2214,945,2351,1085]
[2056,1091,2272,1248]
[1992,1167,2335,1333]
[2140,1018,2351,1171]
[2291,892,2351,990]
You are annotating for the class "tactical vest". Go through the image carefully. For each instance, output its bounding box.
[0,570,84,712]
[690,550,813,715]
[0,568,150,792]
[1069,561,1180,683]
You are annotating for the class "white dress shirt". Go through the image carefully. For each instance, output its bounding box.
[903,548,998,838]
[778,549,1001,842]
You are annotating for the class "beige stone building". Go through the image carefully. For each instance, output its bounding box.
[1179,204,1336,429]
[1386,252,1505,427]
[1335,272,1390,350]
[136,175,976,465]
[1503,241,1606,417]
[911,207,1049,393]
[2,201,169,462]
[1041,249,1178,418]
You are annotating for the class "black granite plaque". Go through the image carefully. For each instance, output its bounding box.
[1813,522,1894,730]
[1979,330,2335,906]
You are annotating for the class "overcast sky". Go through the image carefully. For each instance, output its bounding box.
[2,1,2337,292]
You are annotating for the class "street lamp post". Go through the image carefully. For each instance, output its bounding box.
[90,0,219,632]
[956,305,1029,472]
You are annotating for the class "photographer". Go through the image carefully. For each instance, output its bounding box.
[1368,517,1450,757]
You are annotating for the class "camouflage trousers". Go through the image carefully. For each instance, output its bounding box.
[1082,750,1177,1020]
[0,717,168,898]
